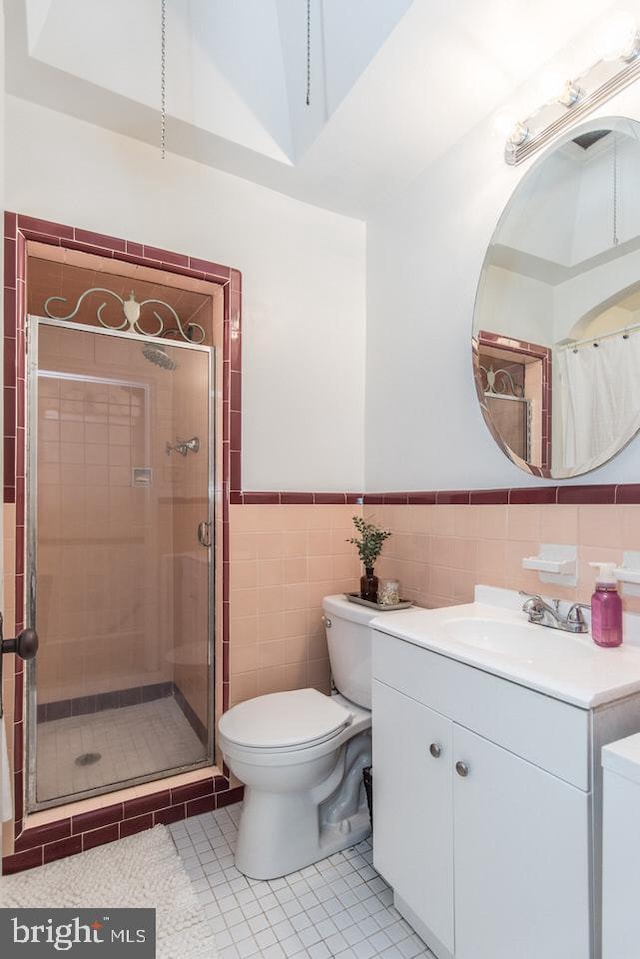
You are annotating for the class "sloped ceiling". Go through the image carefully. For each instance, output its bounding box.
[7,0,622,217]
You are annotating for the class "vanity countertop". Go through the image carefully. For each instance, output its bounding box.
[371,599,640,709]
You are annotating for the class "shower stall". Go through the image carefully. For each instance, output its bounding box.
[25,314,215,811]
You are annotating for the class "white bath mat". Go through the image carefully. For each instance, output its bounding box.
[0,825,216,959]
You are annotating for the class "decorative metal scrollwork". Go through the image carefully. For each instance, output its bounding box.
[44,289,206,344]
[480,364,525,398]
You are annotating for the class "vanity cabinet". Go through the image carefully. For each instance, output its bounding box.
[371,631,612,959]
[373,681,454,952]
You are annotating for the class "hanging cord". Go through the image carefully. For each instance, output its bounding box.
[161,0,167,158]
[306,0,311,106]
[612,134,619,246]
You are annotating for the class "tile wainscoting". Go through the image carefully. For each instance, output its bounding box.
[228,504,363,705]
[365,499,640,611]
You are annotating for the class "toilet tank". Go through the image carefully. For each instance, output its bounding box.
[322,595,380,709]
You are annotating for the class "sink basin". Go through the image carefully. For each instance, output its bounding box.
[442,617,595,663]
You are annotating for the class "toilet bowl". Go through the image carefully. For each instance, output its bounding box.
[218,594,412,880]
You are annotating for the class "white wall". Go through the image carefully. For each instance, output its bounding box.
[4,96,366,492]
[366,75,640,491]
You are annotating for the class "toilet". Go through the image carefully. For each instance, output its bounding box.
[218,594,408,880]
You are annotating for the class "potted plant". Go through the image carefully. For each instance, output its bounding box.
[347,516,392,602]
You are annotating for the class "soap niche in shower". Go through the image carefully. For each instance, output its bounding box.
[23,244,226,811]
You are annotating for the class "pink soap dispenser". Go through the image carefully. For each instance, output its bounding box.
[589,562,622,648]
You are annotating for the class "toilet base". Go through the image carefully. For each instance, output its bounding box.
[235,787,371,880]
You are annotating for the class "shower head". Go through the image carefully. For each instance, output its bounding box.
[142,342,177,371]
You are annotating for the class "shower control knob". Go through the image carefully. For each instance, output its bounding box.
[455,761,470,778]
[429,743,442,758]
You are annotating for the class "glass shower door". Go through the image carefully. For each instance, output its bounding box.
[28,318,213,810]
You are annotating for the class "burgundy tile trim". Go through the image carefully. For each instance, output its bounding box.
[616,484,640,504]
[230,411,241,451]
[281,492,314,505]
[74,229,127,253]
[18,230,63,247]
[82,823,120,851]
[436,490,471,505]
[557,485,617,505]
[14,722,23,772]
[470,489,509,505]
[14,819,71,852]
[115,252,161,269]
[382,493,409,505]
[4,211,17,238]
[123,790,171,819]
[362,495,384,505]
[243,492,281,505]
[407,492,437,505]
[44,835,82,863]
[119,813,153,838]
[314,493,347,504]
[346,494,364,505]
[4,239,16,284]
[13,769,23,826]
[154,803,186,826]
[71,802,123,834]
[143,245,188,267]
[230,491,243,505]
[17,215,74,239]
[509,487,558,504]
[64,239,115,259]
[126,241,144,256]
[170,779,214,805]
[189,256,231,279]
[2,845,43,875]
[14,670,24,723]
[217,786,244,809]
[213,775,229,792]
[230,372,241,410]
[151,261,208,282]
[186,794,216,817]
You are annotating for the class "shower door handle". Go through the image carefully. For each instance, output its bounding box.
[0,614,38,660]
[198,521,212,548]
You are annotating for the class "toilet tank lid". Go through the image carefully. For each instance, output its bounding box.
[323,594,381,626]
[218,689,353,750]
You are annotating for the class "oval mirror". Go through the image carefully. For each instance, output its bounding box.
[473,117,640,478]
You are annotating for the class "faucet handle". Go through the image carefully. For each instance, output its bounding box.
[567,602,590,626]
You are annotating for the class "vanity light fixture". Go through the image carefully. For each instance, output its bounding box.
[504,12,640,165]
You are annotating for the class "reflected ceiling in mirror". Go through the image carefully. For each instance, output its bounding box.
[473,117,640,479]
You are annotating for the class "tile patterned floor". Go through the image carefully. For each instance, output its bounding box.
[37,696,207,803]
[170,803,435,959]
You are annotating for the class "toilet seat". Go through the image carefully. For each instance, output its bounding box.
[219,688,353,752]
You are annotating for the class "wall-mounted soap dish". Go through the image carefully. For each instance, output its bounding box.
[614,551,640,593]
[522,544,577,586]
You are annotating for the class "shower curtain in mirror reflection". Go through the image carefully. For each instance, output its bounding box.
[557,334,640,474]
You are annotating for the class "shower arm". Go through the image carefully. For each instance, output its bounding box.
[166,436,200,457]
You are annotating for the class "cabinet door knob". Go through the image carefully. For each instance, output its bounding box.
[455,761,469,778]
[429,743,442,758]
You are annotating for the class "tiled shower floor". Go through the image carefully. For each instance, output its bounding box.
[37,696,206,803]
[170,804,435,959]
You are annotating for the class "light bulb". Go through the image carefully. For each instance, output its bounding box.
[599,11,640,61]
[492,112,518,139]
[538,72,567,103]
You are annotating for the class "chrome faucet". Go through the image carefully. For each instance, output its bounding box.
[519,592,590,634]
